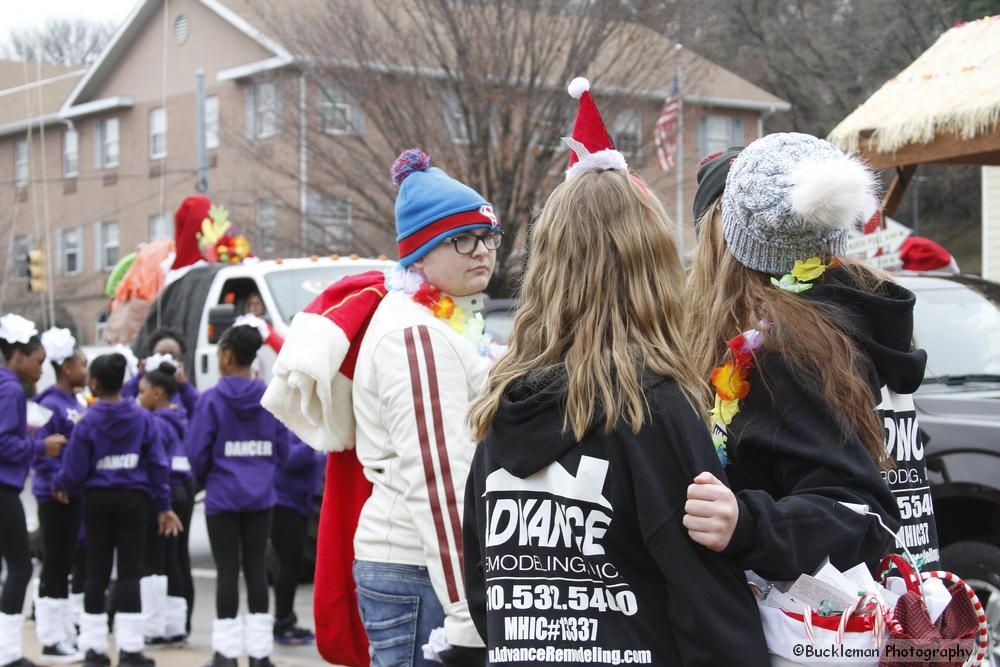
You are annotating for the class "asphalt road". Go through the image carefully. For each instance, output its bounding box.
[17,487,337,667]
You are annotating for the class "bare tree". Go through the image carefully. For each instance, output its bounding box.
[232,0,689,293]
[684,0,1000,273]
[4,18,114,67]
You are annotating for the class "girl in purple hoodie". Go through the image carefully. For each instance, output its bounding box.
[32,328,89,663]
[0,314,66,667]
[186,325,289,667]
[54,353,181,667]
[136,361,194,646]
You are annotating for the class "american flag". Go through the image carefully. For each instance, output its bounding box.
[654,75,681,172]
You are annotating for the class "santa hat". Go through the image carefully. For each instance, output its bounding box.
[262,271,387,666]
[171,195,210,270]
[900,236,959,274]
[564,77,628,180]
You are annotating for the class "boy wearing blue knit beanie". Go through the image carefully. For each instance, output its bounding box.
[350,149,500,667]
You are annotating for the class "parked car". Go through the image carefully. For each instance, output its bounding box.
[897,272,1000,664]
[133,256,394,390]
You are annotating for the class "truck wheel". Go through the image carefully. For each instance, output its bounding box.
[942,540,1000,667]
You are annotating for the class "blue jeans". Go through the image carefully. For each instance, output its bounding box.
[353,561,445,667]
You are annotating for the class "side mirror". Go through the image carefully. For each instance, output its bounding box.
[208,304,236,344]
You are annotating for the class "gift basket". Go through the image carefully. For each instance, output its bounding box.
[753,505,989,667]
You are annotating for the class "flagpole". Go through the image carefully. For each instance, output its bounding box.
[674,44,684,251]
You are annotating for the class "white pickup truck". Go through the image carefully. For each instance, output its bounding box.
[130,255,395,390]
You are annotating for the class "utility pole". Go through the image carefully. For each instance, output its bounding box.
[195,69,208,194]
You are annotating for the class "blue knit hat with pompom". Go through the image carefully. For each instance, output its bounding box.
[391,148,498,267]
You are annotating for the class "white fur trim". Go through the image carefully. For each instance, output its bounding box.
[262,311,355,452]
[788,154,876,229]
[562,137,628,180]
[568,77,590,99]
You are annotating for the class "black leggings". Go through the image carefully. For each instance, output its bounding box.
[165,480,194,611]
[207,509,271,619]
[71,544,86,595]
[38,499,82,599]
[83,488,147,614]
[0,484,32,615]
[270,505,307,620]
[143,495,165,576]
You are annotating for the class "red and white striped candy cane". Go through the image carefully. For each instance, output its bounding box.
[922,570,990,667]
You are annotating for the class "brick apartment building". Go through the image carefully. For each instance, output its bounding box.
[0,0,788,344]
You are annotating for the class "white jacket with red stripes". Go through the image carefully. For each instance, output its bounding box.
[352,288,491,648]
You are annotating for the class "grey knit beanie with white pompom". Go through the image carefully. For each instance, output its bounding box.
[721,132,878,275]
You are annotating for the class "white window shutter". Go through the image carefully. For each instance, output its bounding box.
[94,121,102,169]
[352,97,365,135]
[731,116,744,145]
[55,232,63,276]
[244,86,256,139]
[93,223,102,271]
[274,79,283,133]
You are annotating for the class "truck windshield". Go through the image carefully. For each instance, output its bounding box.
[912,280,1000,381]
[265,267,376,324]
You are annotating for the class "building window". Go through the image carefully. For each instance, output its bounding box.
[61,227,82,275]
[62,130,78,178]
[304,194,350,250]
[698,114,744,157]
[256,199,276,256]
[14,139,28,186]
[245,81,280,139]
[148,213,173,241]
[95,117,120,168]
[443,92,468,145]
[318,83,362,135]
[95,221,119,270]
[205,95,219,149]
[611,108,642,156]
[149,107,167,159]
[9,234,32,280]
[530,101,575,150]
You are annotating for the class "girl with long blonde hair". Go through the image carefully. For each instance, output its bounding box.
[680,132,935,582]
[463,154,770,663]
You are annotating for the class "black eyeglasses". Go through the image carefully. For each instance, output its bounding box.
[445,230,504,255]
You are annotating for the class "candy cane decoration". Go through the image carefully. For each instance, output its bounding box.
[922,570,989,667]
[803,605,816,646]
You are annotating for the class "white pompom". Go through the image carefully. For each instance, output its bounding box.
[788,155,876,229]
[567,77,590,99]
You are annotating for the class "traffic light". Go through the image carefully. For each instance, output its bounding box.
[27,249,47,293]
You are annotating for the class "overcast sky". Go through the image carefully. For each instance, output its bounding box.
[0,0,137,43]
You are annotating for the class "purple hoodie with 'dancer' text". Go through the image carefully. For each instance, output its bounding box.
[186,376,289,516]
[56,400,171,511]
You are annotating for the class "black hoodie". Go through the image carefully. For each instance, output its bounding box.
[808,268,939,569]
[722,267,938,580]
[463,371,771,667]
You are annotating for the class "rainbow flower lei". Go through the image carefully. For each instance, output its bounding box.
[710,256,837,464]
[710,322,770,465]
[385,265,506,360]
